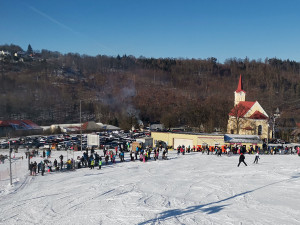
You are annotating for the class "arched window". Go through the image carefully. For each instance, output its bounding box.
[258,125,262,135]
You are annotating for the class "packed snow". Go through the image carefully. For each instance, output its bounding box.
[0,149,300,225]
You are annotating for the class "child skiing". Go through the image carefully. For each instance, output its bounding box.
[90,159,95,169]
[253,152,260,164]
[237,153,247,167]
[98,158,102,170]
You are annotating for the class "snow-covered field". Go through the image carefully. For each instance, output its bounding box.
[0,149,300,225]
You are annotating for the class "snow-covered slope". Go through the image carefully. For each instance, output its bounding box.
[0,150,300,225]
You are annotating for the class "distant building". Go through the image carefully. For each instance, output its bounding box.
[0,120,42,137]
[150,124,164,131]
[45,121,120,133]
[0,50,10,56]
[151,131,225,148]
[0,50,11,61]
[227,75,269,139]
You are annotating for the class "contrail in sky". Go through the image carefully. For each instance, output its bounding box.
[29,6,78,34]
[28,5,114,54]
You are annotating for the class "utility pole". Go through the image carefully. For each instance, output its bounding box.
[27,147,30,170]
[273,108,281,139]
[8,136,12,186]
[80,100,82,152]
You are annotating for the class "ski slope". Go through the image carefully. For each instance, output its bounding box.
[0,150,300,225]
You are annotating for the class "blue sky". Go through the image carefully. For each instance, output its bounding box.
[1,0,300,62]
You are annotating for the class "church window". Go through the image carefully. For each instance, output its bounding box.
[258,125,262,135]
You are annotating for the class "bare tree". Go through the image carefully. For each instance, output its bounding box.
[228,104,248,134]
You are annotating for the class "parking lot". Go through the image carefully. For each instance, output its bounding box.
[0,130,150,152]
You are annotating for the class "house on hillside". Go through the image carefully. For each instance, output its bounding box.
[227,75,270,140]
[0,50,10,56]
[0,50,11,61]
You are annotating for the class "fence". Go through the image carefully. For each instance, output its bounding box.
[0,157,26,185]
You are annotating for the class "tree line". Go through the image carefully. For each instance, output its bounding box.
[0,44,299,138]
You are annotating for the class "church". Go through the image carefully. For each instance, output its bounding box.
[227,75,269,140]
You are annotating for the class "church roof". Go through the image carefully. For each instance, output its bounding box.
[235,74,246,93]
[249,111,268,120]
[229,102,268,120]
[229,101,255,117]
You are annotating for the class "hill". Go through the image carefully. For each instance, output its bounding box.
[0,44,299,137]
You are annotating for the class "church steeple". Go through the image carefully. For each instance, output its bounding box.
[236,74,245,93]
[234,74,246,105]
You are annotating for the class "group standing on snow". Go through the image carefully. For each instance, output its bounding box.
[26,144,171,177]
[24,141,300,177]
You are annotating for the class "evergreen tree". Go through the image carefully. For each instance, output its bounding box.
[27,44,33,55]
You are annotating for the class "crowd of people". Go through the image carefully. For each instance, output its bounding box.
[26,145,170,176]
[5,142,299,176]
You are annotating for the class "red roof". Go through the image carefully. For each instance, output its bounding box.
[0,121,10,126]
[236,74,246,93]
[249,111,268,120]
[229,101,255,117]
[0,120,41,129]
[82,122,88,130]
[22,120,41,129]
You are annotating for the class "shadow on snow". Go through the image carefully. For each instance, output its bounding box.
[139,173,300,225]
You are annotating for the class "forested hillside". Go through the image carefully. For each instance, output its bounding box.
[1,44,299,134]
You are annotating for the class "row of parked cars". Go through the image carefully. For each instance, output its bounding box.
[0,130,150,151]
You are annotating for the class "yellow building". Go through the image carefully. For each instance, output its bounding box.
[151,131,225,149]
[227,75,269,139]
[151,131,263,151]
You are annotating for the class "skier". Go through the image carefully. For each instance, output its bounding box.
[121,151,125,162]
[105,155,109,165]
[112,154,116,163]
[237,153,247,167]
[226,147,230,155]
[33,161,37,175]
[54,159,58,170]
[59,154,64,170]
[130,151,134,161]
[162,149,167,160]
[143,153,145,162]
[140,153,143,162]
[29,162,34,175]
[41,162,45,176]
[98,157,102,170]
[37,161,41,173]
[253,152,260,164]
[156,149,159,160]
[90,159,95,169]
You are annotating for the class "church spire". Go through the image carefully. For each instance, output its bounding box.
[234,74,246,106]
[236,74,245,93]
